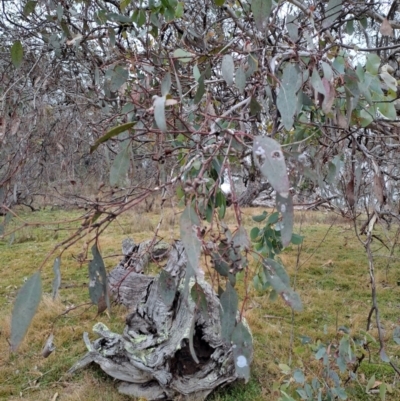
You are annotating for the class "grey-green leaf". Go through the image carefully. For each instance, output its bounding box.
[323,0,342,28]
[110,143,131,187]
[263,259,302,311]
[221,54,234,86]
[253,136,290,197]
[276,63,302,130]
[276,192,294,246]
[110,66,129,91]
[366,53,380,76]
[11,41,23,68]
[232,226,249,251]
[158,270,176,307]
[154,95,167,132]
[23,1,37,16]
[180,205,201,275]
[286,14,299,42]
[52,257,61,300]
[11,272,42,351]
[235,65,246,94]
[252,0,272,31]
[191,283,208,321]
[252,211,268,222]
[88,244,110,311]
[231,321,253,382]
[311,69,326,96]
[173,48,193,63]
[161,72,171,96]
[220,282,238,342]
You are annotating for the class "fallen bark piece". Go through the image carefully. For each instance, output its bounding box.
[69,240,253,400]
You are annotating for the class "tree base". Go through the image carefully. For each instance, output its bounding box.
[69,241,252,400]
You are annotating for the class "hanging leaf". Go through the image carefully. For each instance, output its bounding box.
[322,78,335,114]
[263,259,302,311]
[52,257,61,300]
[286,14,299,42]
[11,41,23,68]
[377,101,396,120]
[90,122,135,153]
[191,283,208,321]
[311,69,326,96]
[194,75,205,104]
[235,65,246,94]
[23,1,37,16]
[11,272,42,351]
[321,61,333,81]
[276,63,302,130]
[252,0,272,31]
[173,48,194,63]
[322,0,342,28]
[180,205,201,275]
[291,233,304,245]
[109,66,129,91]
[220,282,238,342]
[158,270,177,307]
[193,64,201,81]
[232,321,253,382]
[88,245,110,311]
[221,54,234,86]
[253,136,290,197]
[366,54,381,76]
[232,226,250,251]
[161,72,171,96]
[153,95,167,132]
[212,252,229,276]
[110,142,131,187]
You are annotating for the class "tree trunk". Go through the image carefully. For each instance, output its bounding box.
[69,240,252,401]
[238,179,271,207]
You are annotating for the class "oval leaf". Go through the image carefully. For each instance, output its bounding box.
[11,40,23,68]
[220,282,238,341]
[276,192,294,246]
[88,245,110,311]
[180,205,201,276]
[153,95,167,132]
[252,0,272,31]
[276,63,302,130]
[253,136,290,197]
[173,48,193,63]
[110,143,131,187]
[158,269,177,307]
[11,272,42,351]
[232,321,253,383]
[221,54,234,86]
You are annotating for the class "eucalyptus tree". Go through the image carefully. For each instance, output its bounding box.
[2,0,400,398]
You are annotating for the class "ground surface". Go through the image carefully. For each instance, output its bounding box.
[0,205,400,400]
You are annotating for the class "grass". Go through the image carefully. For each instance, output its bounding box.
[1,205,400,400]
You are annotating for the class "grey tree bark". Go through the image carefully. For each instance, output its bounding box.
[69,240,252,401]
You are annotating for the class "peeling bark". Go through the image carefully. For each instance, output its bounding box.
[69,240,252,400]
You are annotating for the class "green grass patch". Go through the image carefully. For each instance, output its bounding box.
[0,207,400,400]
